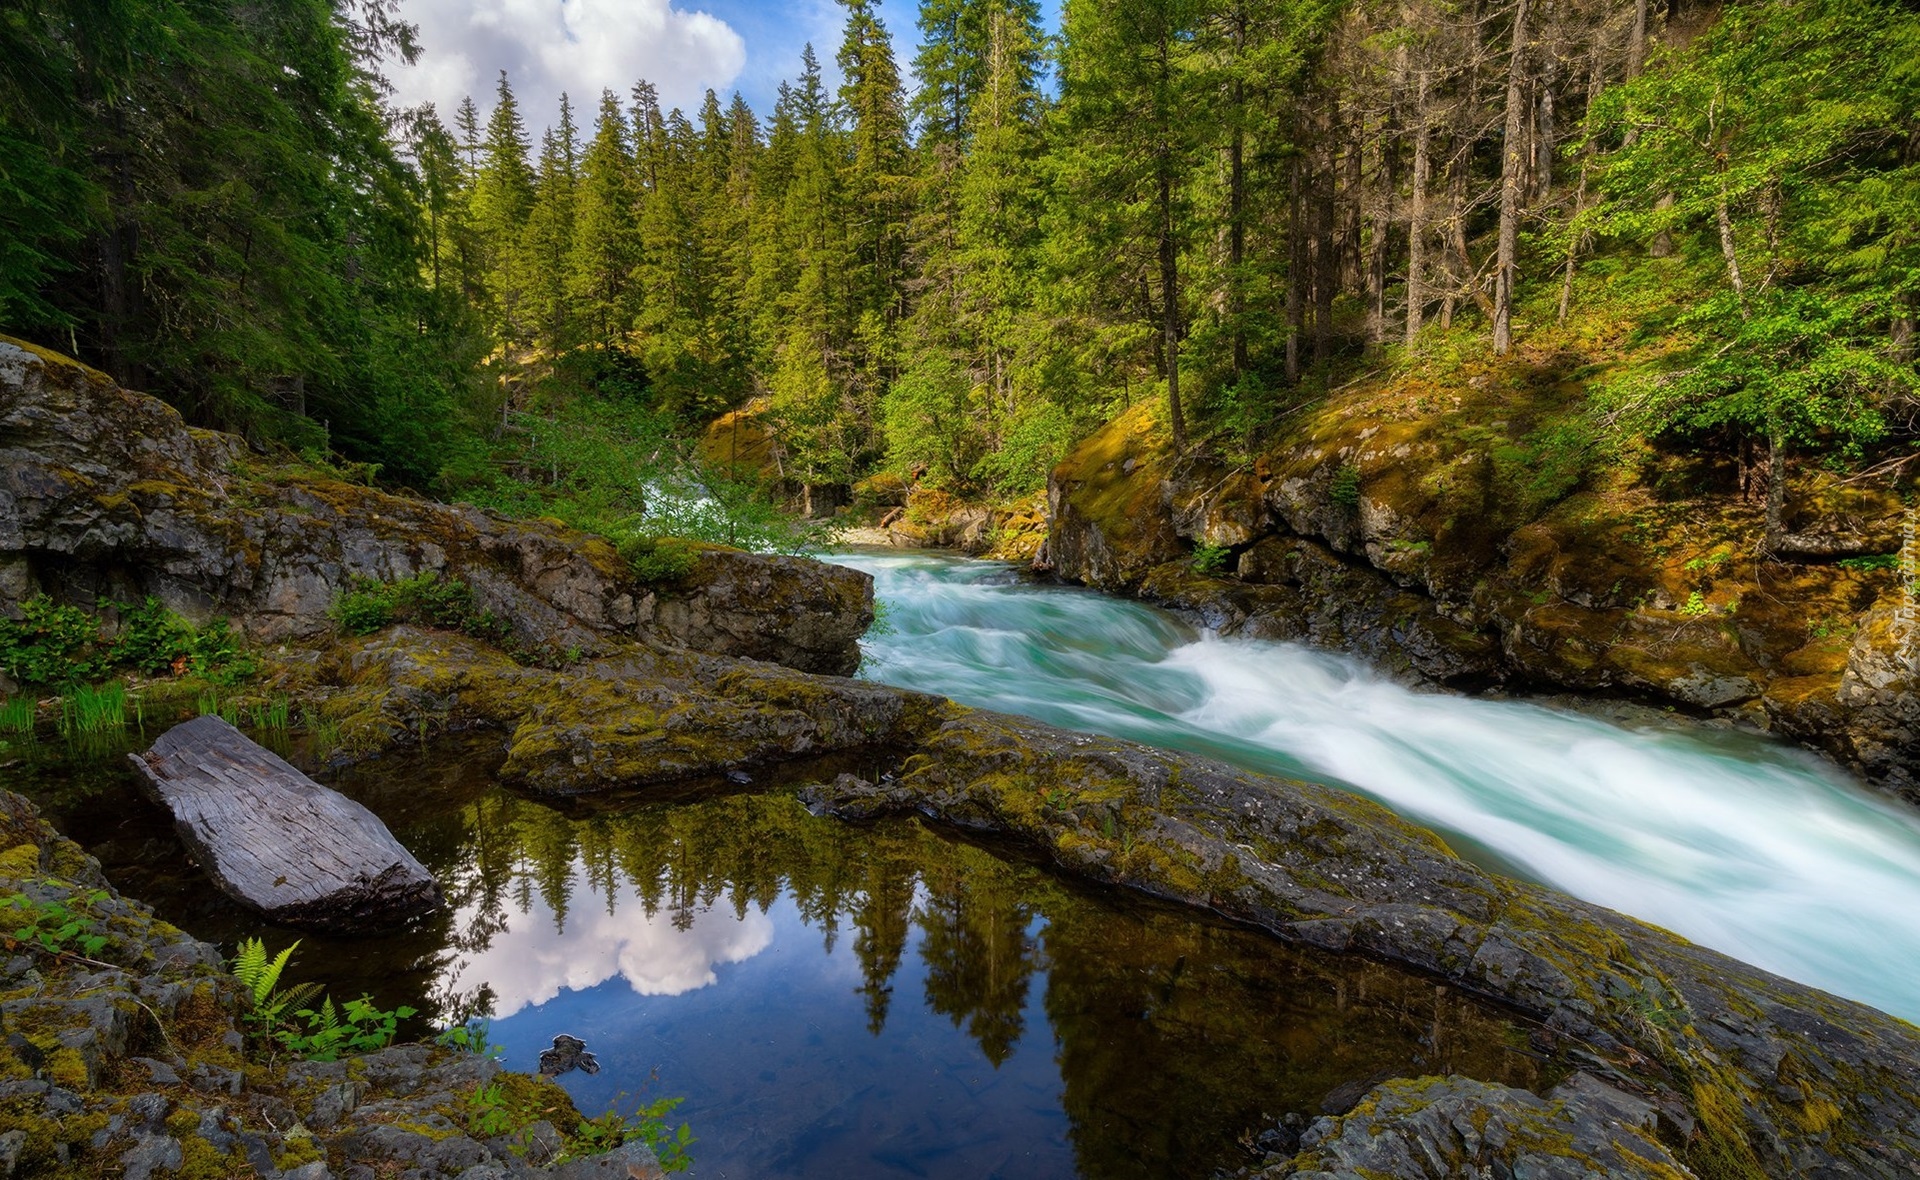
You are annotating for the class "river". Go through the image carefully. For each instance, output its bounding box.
[837,549,1920,1026]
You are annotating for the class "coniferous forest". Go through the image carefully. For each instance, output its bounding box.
[3,0,1918,535]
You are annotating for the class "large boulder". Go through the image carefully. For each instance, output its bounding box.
[0,336,870,674]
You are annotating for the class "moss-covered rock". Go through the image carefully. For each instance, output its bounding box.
[1045,360,1920,796]
[0,335,871,678]
[0,788,663,1179]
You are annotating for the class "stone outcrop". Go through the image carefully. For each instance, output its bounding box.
[298,623,1920,1178]
[0,335,870,675]
[0,789,663,1178]
[1047,400,1920,796]
[1253,1074,1691,1179]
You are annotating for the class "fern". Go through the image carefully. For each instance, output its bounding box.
[231,937,322,1046]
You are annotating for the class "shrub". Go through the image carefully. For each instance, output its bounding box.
[1329,464,1363,507]
[329,572,506,641]
[618,535,701,584]
[1190,543,1231,576]
[0,597,107,686]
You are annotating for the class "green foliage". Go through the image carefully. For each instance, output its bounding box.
[1680,591,1711,618]
[0,597,105,687]
[0,596,254,688]
[572,1094,695,1173]
[435,1020,504,1059]
[0,697,34,734]
[56,683,127,736]
[1,890,112,960]
[230,937,414,1061]
[329,572,505,641]
[618,536,701,584]
[1838,553,1902,571]
[1329,464,1362,507]
[283,995,418,1062]
[1190,543,1231,576]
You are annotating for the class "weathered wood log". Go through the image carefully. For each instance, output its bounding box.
[128,715,441,933]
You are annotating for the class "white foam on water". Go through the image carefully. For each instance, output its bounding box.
[839,551,1920,1022]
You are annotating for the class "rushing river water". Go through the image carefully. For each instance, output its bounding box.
[836,550,1920,1026]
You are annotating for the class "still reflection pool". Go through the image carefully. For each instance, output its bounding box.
[17,741,1546,1179]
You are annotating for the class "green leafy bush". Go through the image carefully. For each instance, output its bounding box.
[618,535,701,584]
[1329,464,1363,507]
[230,938,415,1061]
[0,597,107,686]
[1190,543,1231,576]
[1,891,112,959]
[330,572,506,641]
[0,595,255,687]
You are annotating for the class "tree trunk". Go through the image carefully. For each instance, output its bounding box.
[1716,176,1749,316]
[1314,105,1337,366]
[1535,62,1555,199]
[1628,0,1649,79]
[1493,0,1531,355]
[1230,88,1249,377]
[1763,428,1787,553]
[1407,70,1432,346]
[1157,33,1186,453]
[1287,149,1304,384]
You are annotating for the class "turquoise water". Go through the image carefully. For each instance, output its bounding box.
[837,550,1920,1025]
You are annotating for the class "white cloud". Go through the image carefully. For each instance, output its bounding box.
[447,865,775,1019]
[386,0,748,134]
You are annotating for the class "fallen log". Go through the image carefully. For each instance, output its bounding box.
[129,715,441,933]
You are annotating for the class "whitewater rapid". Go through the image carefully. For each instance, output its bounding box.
[837,550,1920,1023]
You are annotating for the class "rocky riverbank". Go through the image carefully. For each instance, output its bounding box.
[7,338,1920,1178]
[0,790,665,1178]
[1046,390,1920,799]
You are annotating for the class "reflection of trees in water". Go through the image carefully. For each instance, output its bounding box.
[914,858,1041,1066]
[412,783,1545,1176]
[438,790,1049,1064]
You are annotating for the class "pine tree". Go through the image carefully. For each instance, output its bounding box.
[472,71,537,346]
[569,89,641,351]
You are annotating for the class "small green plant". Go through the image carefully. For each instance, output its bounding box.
[232,937,324,1046]
[1329,463,1362,507]
[198,688,242,726]
[467,1082,523,1145]
[571,1092,695,1173]
[1679,591,1710,617]
[436,1019,503,1059]
[1189,543,1231,577]
[108,597,193,675]
[230,938,414,1061]
[0,596,108,686]
[1,696,36,735]
[248,696,291,732]
[2,891,111,959]
[329,572,507,641]
[57,682,127,735]
[1837,553,1902,571]
[283,995,417,1061]
[1683,550,1733,573]
[618,534,701,584]
[299,704,342,754]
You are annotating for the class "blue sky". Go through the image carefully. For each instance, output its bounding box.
[383,0,1061,135]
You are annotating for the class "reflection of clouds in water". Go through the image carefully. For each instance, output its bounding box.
[450,867,774,1019]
